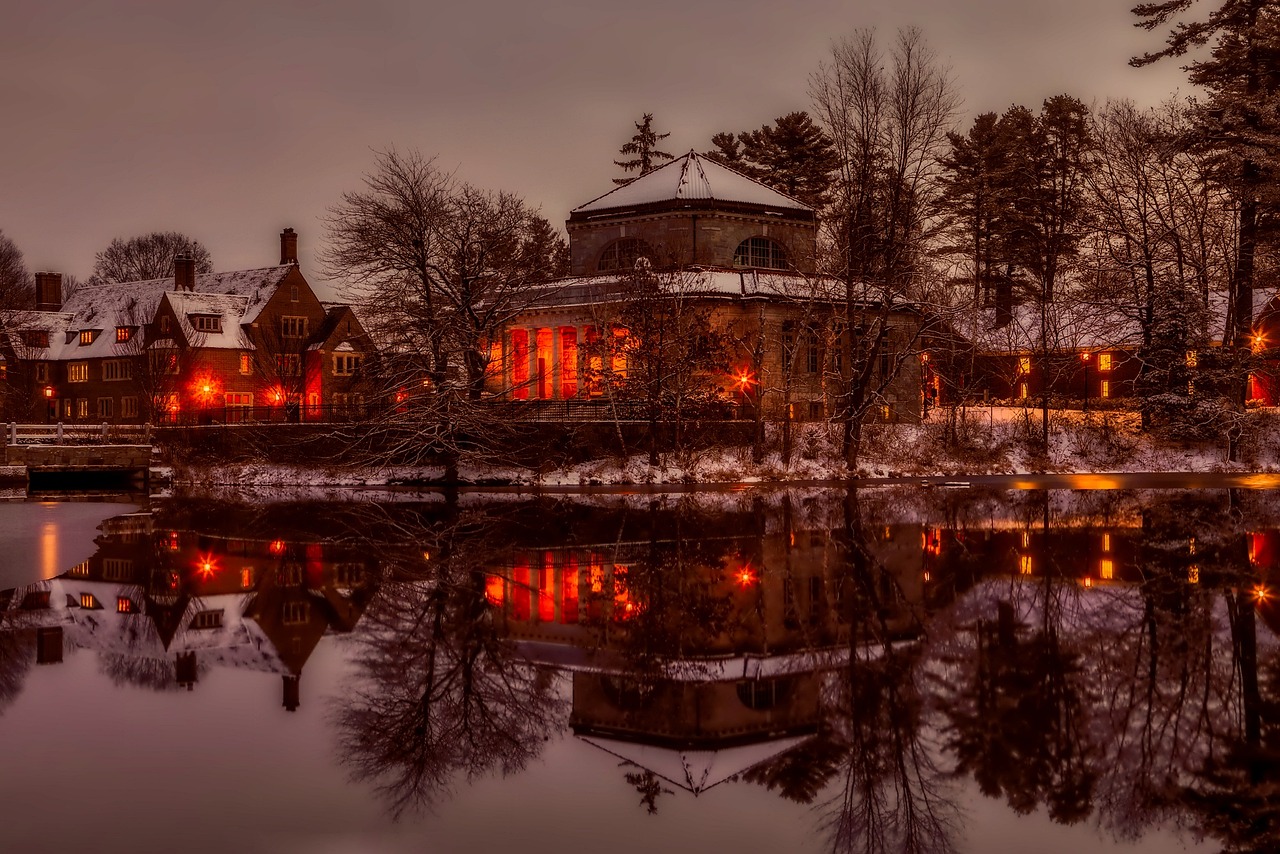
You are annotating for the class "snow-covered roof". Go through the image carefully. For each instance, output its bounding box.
[164,291,253,350]
[578,733,814,794]
[957,287,1280,353]
[573,151,813,215]
[524,267,850,308]
[20,266,293,362]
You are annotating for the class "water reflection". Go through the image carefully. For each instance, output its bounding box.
[4,487,1280,851]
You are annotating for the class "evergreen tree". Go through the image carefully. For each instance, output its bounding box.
[1133,0,1280,347]
[938,112,1019,308]
[613,113,674,185]
[703,112,839,207]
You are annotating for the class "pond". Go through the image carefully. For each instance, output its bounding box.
[1,483,1274,853]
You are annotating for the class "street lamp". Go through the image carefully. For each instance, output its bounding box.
[1080,351,1091,412]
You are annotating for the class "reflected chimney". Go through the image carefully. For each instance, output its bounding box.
[280,228,298,266]
[34,272,62,312]
[283,674,300,712]
[36,626,63,664]
[174,254,196,292]
[175,650,198,689]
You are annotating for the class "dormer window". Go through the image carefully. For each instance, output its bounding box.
[733,237,788,270]
[79,330,98,346]
[116,326,133,343]
[190,315,222,333]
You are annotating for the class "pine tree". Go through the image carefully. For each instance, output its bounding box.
[613,113,674,185]
[702,112,839,207]
[1132,0,1280,346]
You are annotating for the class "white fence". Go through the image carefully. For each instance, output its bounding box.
[5,422,153,446]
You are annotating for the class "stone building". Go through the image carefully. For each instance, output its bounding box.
[488,151,932,422]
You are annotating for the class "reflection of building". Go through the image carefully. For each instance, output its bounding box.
[0,510,377,710]
[482,520,925,795]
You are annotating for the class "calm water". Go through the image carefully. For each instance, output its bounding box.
[4,485,1278,853]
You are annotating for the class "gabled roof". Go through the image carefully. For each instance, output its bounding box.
[573,151,813,216]
[163,291,253,350]
[577,733,814,795]
[20,265,295,361]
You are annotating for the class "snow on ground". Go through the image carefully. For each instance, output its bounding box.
[163,406,1280,491]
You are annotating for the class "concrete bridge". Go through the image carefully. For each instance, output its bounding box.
[3,423,154,492]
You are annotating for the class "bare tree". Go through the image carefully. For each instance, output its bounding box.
[809,27,960,466]
[91,232,212,284]
[323,148,567,479]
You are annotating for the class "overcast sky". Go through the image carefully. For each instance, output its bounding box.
[0,0,1191,294]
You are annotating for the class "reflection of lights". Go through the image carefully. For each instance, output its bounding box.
[422,551,431,561]
[1188,565,1200,585]
[1253,583,1271,602]
[269,540,286,555]
[1100,559,1114,580]
[196,555,217,579]
[923,571,931,582]
[1083,577,1093,588]
[41,521,58,580]
[1019,554,1033,575]
[736,568,756,587]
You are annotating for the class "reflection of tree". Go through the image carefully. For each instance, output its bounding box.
[0,619,32,716]
[333,517,564,817]
[624,769,673,815]
[816,488,959,854]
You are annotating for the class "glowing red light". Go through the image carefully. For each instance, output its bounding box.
[196,555,218,579]
[269,540,286,555]
[737,568,756,587]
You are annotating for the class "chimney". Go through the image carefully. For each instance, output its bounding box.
[174,254,196,292]
[280,227,298,265]
[34,272,62,312]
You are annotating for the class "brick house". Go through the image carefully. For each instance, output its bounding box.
[2,229,375,424]
[488,151,934,423]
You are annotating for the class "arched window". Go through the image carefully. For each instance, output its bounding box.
[733,236,788,270]
[597,238,652,272]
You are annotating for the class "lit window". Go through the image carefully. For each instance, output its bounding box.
[79,330,97,345]
[1021,531,1030,548]
[116,597,135,614]
[1019,554,1033,575]
[240,567,255,589]
[276,354,300,377]
[333,354,362,376]
[79,593,101,610]
[76,399,88,419]
[191,315,222,333]
[68,561,90,577]
[1100,559,1114,580]
[68,362,89,382]
[1102,533,1111,552]
[1019,382,1028,399]
[1186,350,1198,368]
[1098,353,1112,371]
[1100,380,1111,398]
[239,352,252,375]
[597,238,652,272]
[150,350,179,375]
[280,316,308,339]
[1018,356,1031,375]
[733,236,788,270]
[103,359,131,381]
